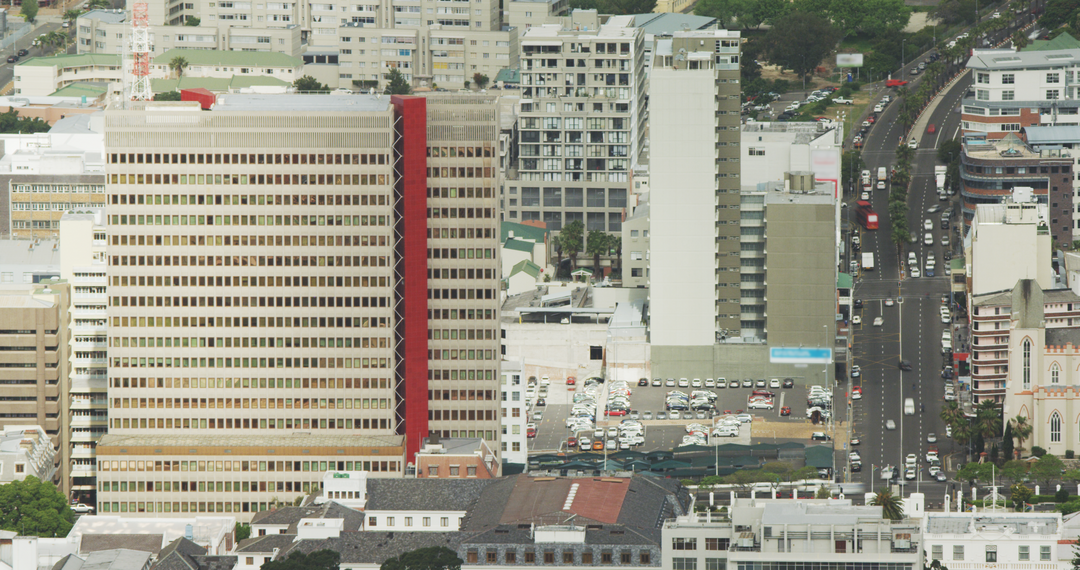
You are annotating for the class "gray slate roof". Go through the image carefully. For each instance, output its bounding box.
[53,550,153,570]
[365,478,498,512]
[250,501,364,532]
[280,532,462,565]
[151,538,236,570]
[616,476,690,529]
[235,534,298,554]
[80,535,164,555]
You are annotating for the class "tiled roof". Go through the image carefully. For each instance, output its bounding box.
[500,221,547,244]
[17,54,121,68]
[250,501,364,532]
[235,534,298,554]
[80,534,164,555]
[365,478,496,512]
[503,238,536,253]
[499,475,630,526]
[281,532,461,565]
[509,259,541,278]
[152,538,236,570]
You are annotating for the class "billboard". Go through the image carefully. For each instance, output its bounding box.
[837,54,864,67]
[769,347,833,364]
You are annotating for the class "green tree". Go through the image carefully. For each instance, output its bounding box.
[384,68,412,95]
[0,108,51,134]
[957,461,994,485]
[940,401,963,429]
[1031,454,1065,488]
[974,399,1002,441]
[1012,415,1033,458]
[293,75,329,93]
[1001,459,1029,484]
[20,0,37,23]
[858,0,911,36]
[62,8,83,21]
[870,489,904,520]
[815,484,831,499]
[1011,483,1033,511]
[380,546,462,570]
[169,56,189,78]
[263,550,340,570]
[569,0,656,14]
[841,150,865,193]
[472,73,489,90]
[1065,469,1080,483]
[1002,421,1015,462]
[0,476,74,537]
[86,0,110,8]
[761,12,840,88]
[1012,30,1030,49]
[235,523,252,541]
[586,231,615,277]
[153,90,182,101]
[185,16,201,25]
[558,220,584,268]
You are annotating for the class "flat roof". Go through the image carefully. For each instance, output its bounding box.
[78,9,126,24]
[211,93,392,113]
[926,514,1059,535]
[761,502,885,526]
[631,13,717,36]
[967,48,1080,70]
[0,238,61,267]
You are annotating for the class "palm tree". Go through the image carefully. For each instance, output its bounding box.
[975,399,1003,440]
[940,401,963,429]
[169,56,189,79]
[870,490,905,520]
[1012,415,1033,458]
[953,421,973,462]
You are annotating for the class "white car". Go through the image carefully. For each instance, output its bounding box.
[692,378,702,387]
[540,375,550,385]
[908,138,918,149]
[924,219,933,230]
[666,379,676,387]
[678,378,689,387]
[705,378,716,387]
[924,232,933,246]
[861,191,870,200]
[873,317,884,326]
[886,420,896,430]
[906,453,918,466]
[905,468,917,480]
[852,390,862,400]
[852,315,862,325]
[736,414,753,423]
[748,400,774,410]
[769,378,781,389]
[71,503,94,514]
[876,181,886,191]
[910,267,921,278]
[885,298,894,307]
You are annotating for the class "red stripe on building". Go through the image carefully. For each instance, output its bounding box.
[392,95,429,462]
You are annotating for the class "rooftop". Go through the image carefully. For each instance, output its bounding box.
[70,516,235,552]
[1023,125,1080,146]
[55,550,152,570]
[153,49,303,68]
[280,532,461,565]
[630,13,717,36]
[522,14,639,41]
[97,433,404,449]
[1045,328,1080,347]
[249,501,363,532]
[964,132,1042,160]
[152,76,291,94]
[509,259,541,278]
[1023,32,1080,51]
[926,514,1060,535]
[79,535,163,555]
[0,238,61,267]
[235,533,300,554]
[420,437,492,456]
[973,286,1080,307]
[151,538,236,570]
[967,48,1080,70]
[365,478,497,512]
[761,502,884,526]
[50,113,101,135]
[209,93,392,113]
[500,220,547,244]
[77,9,127,24]
[50,82,109,99]
[18,53,121,68]
[0,294,55,309]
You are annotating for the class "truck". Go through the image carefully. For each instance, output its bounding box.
[876,167,887,184]
[935,165,947,194]
[855,200,879,230]
[862,252,875,271]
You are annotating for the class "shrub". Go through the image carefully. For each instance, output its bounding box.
[1057,488,1071,503]
[1066,450,1075,459]
[1032,446,1047,457]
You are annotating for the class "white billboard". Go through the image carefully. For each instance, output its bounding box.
[837,54,864,67]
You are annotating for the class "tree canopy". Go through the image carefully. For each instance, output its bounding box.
[384,68,412,95]
[694,0,789,29]
[380,546,462,570]
[294,75,330,93]
[21,0,38,23]
[870,490,904,520]
[569,0,656,15]
[558,220,585,266]
[761,12,840,82]
[153,91,182,101]
[0,108,52,134]
[263,550,340,570]
[185,16,201,26]
[0,476,74,537]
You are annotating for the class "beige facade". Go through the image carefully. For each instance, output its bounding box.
[505,0,568,32]
[99,96,405,520]
[422,94,503,441]
[75,12,303,58]
[0,282,72,496]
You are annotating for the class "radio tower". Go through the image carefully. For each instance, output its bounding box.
[129,2,152,101]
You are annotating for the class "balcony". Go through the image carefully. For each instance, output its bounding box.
[71,464,97,476]
[70,414,108,427]
[70,430,106,443]
[70,397,107,410]
[71,445,96,458]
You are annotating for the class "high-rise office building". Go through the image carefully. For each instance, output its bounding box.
[95,92,500,520]
[503,12,645,237]
[648,30,741,353]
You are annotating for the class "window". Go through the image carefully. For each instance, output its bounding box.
[1048,73,1061,83]
[977,72,990,84]
[705,560,725,570]
[748,147,765,156]
[1002,90,1015,100]
[932,545,943,561]
[953,545,964,561]
[620,552,632,564]
[428,465,438,476]
[672,538,697,550]
[1052,412,1062,442]
[563,552,574,563]
[1023,339,1032,389]
[1052,362,1061,384]
[986,546,997,563]
[466,551,478,563]
[976,89,989,101]
[640,553,651,564]
[1042,545,1052,561]
[1002,73,1015,84]
[486,552,497,563]
[543,552,554,564]
[1047,89,1061,100]
[1019,545,1029,561]
[673,558,698,570]
[706,538,729,550]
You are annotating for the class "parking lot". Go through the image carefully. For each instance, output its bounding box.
[526,375,833,454]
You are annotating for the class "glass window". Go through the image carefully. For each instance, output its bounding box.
[672,558,697,570]
[985,546,996,563]
[1041,545,1052,561]
[565,188,584,207]
[1052,362,1060,384]
[932,545,943,561]
[954,545,964,560]
[1052,412,1062,442]
[543,187,561,207]
[586,188,605,208]
[1018,545,1029,561]
[1023,339,1032,389]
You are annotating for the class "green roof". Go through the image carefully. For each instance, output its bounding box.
[153,49,302,68]
[803,445,834,468]
[500,221,547,244]
[49,82,108,98]
[151,75,291,94]
[950,257,965,271]
[837,272,853,289]
[509,259,541,279]
[494,68,520,84]
[503,238,535,253]
[18,53,121,68]
[1024,32,1080,51]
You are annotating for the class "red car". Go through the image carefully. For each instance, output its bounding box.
[567,436,577,448]
[527,426,537,438]
[780,407,791,416]
[885,79,908,87]
[866,116,875,124]
[566,377,576,385]
[852,386,863,396]
[927,123,936,133]
[605,408,627,417]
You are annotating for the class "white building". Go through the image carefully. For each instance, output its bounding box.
[0,425,57,484]
[741,121,843,196]
[58,208,108,504]
[924,513,1069,569]
[964,48,1080,139]
[66,515,236,554]
[969,197,1053,298]
[499,360,527,464]
[648,29,741,349]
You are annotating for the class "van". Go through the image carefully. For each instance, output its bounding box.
[904,398,915,415]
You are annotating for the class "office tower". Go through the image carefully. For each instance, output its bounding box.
[503,12,645,238]
[648,30,741,352]
[59,208,110,504]
[0,280,71,495]
[95,93,499,520]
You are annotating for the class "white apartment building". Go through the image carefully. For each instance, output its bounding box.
[924,513,1069,569]
[620,193,648,288]
[502,12,645,238]
[968,198,1054,298]
[0,425,57,484]
[76,10,303,57]
[740,121,842,195]
[59,208,108,505]
[965,48,1080,138]
[499,359,526,464]
[648,30,741,350]
[1016,125,1080,233]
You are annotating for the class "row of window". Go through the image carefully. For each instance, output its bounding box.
[929,543,1051,562]
[113,274,392,289]
[109,152,388,166]
[671,538,729,550]
[109,355,400,370]
[112,416,392,431]
[110,376,392,390]
[672,559,725,570]
[112,396,395,410]
[465,549,650,565]
[112,192,390,207]
[113,253,398,268]
[110,173,391,187]
[97,500,301,514]
[111,213,391,228]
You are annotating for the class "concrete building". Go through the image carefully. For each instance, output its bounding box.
[506,0,568,31]
[76,10,303,57]
[498,359,527,465]
[648,29,741,351]
[0,425,57,484]
[499,220,547,280]
[620,193,648,288]
[964,48,1080,139]
[960,133,1073,243]
[59,208,108,505]
[1020,125,1080,235]
[0,282,71,495]
[968,198,1053,298]
[502,12,645,243]
[924,513,1069,569]
[0,118,106,241]
[741,121,842,195]
[415,437,500,478]
[14,55,124,98]
[68,515,237,554]
[0,238,61,284]
[96,92,500,520]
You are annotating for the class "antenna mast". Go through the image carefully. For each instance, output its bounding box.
[129,2,152,101]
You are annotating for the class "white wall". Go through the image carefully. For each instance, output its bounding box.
[500,361,527,464]
[648,62,716,347]
[364,510,465,532]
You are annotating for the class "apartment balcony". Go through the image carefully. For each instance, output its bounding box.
[70,430,106,443]
[71,464,97,476]
[70,414,108,427]
[72,356,107,366]
[70,397,108,410]
[71,445,96,458]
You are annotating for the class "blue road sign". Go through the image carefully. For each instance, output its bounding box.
[769,347,833,364]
